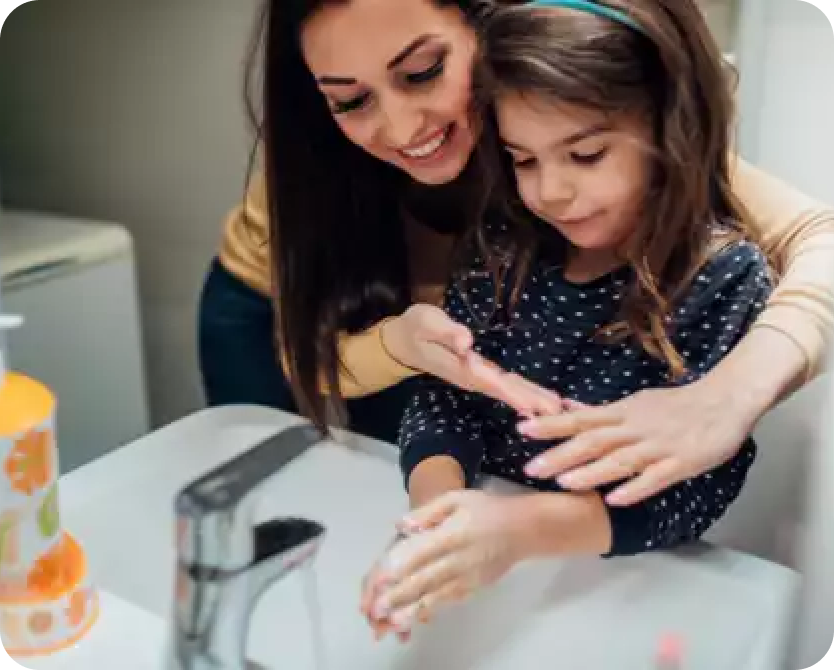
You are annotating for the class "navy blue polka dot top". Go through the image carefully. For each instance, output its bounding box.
[398,221,773,557]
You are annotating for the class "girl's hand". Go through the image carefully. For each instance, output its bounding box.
[383,305,563,417]
[360,455,466,644]
[360,534,412,642]
[518,379,760,506]
[367,491,529,633]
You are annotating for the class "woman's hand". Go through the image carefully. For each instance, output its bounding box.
[366,491,529,634]
[383,305,563,417]
[519,378,762,506]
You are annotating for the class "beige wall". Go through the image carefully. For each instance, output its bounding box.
[0,0,262,426]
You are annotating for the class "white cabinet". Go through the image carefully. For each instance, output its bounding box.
[0,209,151,473]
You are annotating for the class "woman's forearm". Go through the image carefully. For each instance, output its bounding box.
[697,325,809,427]
[335,321,421,397]
[730,157,834,384]
[276,319,420,399]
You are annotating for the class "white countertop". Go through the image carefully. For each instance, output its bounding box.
[15,591,167,670]
[33,406,799,669]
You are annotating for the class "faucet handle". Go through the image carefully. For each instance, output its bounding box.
[176,423,326,517]
[174,422,327,571]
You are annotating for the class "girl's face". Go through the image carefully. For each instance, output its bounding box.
[495,92,652,257]
[301,0,478,185]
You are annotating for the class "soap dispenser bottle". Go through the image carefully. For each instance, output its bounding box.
[0,314,99,658]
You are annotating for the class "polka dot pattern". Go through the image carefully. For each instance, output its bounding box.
[399,225,773,556]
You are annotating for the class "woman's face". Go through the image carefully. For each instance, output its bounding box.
[301,0,478,185]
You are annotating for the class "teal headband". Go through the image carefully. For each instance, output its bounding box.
[527,0,643,33]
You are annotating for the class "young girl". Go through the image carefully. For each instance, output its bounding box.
[364,0,773,634]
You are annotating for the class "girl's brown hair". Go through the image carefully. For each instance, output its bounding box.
[474,0,758,378]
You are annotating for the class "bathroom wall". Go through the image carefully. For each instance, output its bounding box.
[699,0,739,52]
[0,0,263,426]
[749,0,834,201]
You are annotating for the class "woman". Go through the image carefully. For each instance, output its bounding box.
[199,0,834,506]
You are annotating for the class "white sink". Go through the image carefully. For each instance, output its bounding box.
[53,407,799,670]
[244,544,776,670]
[7,563,774,670]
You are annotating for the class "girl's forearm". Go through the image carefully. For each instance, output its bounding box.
[510,491,613,558]
[407,456,467,509]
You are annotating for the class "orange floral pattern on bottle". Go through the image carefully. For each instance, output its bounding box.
[0,510,20,569]
[4,429,53,495]
[0,609,24,647]
[65,588,89,627]
[27,610,53,635]
[26,539,68,595]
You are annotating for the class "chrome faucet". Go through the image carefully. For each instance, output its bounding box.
[167,423,327,670]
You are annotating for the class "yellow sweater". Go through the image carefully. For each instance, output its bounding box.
[218,157,834,397]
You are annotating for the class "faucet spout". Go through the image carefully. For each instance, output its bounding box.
[167,423,328,670]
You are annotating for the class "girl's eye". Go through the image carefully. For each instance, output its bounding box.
[513,157,536,169]
[405,56,445,84]
[571,147,608,165]
[331,93,370,115]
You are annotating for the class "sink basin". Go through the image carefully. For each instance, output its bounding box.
[245,545,773,670]
[7,562,771,670]
[54,408,799,670]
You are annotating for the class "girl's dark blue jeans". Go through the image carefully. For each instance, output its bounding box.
[197,257,416,444]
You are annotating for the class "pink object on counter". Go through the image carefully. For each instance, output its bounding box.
[656,632,684,669]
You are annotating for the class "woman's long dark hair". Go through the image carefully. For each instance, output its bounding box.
[244,0,488,432]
